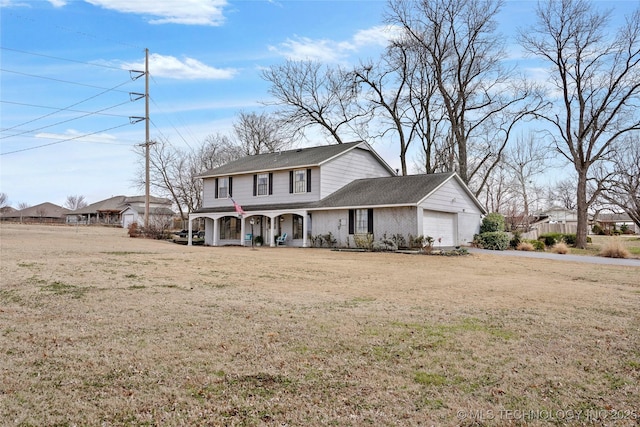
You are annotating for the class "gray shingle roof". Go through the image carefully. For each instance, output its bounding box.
[70,195,172,215]
[194,201,316,214]
[198,141,370,177]
[6,202,70,218]
[192,173,473,214]
[313,173,456,208]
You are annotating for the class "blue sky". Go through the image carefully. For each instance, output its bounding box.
[0,0,635,207]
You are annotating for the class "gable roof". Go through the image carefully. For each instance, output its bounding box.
[596,213,633,222]
[197,141,395,177]
[312,172,487,213]
[7,202,70,218]
[70,195,172,215]
[121,206,175,216]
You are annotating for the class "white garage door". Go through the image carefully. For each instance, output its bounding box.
[423,211,456,247]
[123,213,135,229]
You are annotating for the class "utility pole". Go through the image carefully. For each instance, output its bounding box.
[129,49,152,230]
[144,48,150,229]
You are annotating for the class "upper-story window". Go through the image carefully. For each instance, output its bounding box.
[257,173,269,196]
[290,169,311,194]
[253,173,273,196]
[294,170,306,193]
[215,177,232,199]
[218,177,229,199]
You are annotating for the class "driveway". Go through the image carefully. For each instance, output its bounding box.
[466,247,640,267]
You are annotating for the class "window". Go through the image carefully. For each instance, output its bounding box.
[292,215,303,239]
[219,217,241,240]
[294,170,306,193]
[355,209,368,234]
[254,173,273,196]
[218,177,228,199]
[257,174,268,195]
[215,176,232,199]
[348,209,374,235]
[290,169,311,194]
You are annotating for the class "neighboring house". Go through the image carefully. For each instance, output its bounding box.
[593,213,638,234]
[529,207,579,236]
[188,141,486,247]
[1,202,70,224]
[67,195,174,228]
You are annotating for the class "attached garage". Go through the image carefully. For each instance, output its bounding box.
[423,210,457,246]
[122,212,136,229]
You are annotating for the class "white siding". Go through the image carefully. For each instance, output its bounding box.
[310,210,349,247]
[420,178,483,214]
[201,168,321,208]
[418,177,483,246]
[457,212,482,245]
[373,207,417,240]
[320,148,393,198]
[310,207,417,248]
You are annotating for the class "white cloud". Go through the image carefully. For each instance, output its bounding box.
[0,0,32,7]
[84,0,227,26]
[48,0,66,7]
[270,25,402,62]
[121,53,237,80]
[35,129,118,144]
[352,25,402,48]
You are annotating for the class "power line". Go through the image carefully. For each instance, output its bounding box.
[1,99,135,139]
[3,10,142,50]
[0,122,135,156]
[0,100,130,119]
[0,68,132,93]
[0,79,135,135]
[0,46,125,71]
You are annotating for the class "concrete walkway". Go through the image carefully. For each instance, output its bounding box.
[466,247,640,267]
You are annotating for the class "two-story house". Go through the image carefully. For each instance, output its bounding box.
[188,141,486,248]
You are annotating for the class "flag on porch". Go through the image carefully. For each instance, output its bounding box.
[230,198,245,216]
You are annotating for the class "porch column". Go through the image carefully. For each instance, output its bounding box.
[240,216,246,246]
[270,216,276,247]
[213,217,220,246]
[302,210,309,248]
[188,217,193,246]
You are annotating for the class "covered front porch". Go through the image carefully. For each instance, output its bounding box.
[187,208,310,247]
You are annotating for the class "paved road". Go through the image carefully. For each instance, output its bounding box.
[466,247,640,267]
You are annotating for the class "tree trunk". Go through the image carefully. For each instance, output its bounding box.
[575,169,589,249]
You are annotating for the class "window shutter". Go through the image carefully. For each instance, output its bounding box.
[367,209,374,234]
[228,177,233,197]
[214,178,219,199]
[348,209,354,235]
[289,171,294,194]
[268,172,273,195]
[306,169,312,193]
[253,174,257,196]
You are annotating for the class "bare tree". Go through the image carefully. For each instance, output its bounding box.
[388,0,545,194]
[600,137,640,229]
[17,202,30,210]
[520,0,640,248]
[136,134,243,220]
[233,111,293,155]
[548,178,578,211]
[0,192,7,209]
[354,37,448,176]
[503,133,548,230]
[64,195,88,211]
[262,60,369,144]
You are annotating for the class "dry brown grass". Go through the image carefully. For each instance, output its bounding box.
[1,224,639,426]
[516,241,535,251]
[599,238,632,259]
[551,242,569,254]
